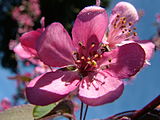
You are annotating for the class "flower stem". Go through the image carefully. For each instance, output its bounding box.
[132,95,160,119]
[80,102,84,120]
[83,105,89,120]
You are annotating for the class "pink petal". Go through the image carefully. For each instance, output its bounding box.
[72,6,108,49]
[78,71,124,106]
[37,23,75,67]
[14,43,33,59]
[26,70,80,105]
[135,40,155,64]
[102,43,145,79]
[107,2,139,48]
[20,29,43,56]
[109,2,139,26]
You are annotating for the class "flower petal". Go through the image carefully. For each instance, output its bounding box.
[26,70,80,105]
[78,71,124,106]
[107,2,139,48]
[14,43,33,59]
[72,6,108,49]
[20,29,43,56]
[102,43,145,79]
[109,2,139,26]
[135,40,155,64]
[37,23,75,67]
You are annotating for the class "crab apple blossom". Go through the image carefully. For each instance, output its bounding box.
[25,5,146,106]
[0,98,11,111]
[102,2,155,65]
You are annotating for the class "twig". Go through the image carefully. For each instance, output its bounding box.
[83,105,89,120]
[132,95,160,119]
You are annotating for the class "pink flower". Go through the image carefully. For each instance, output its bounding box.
[103,2,155,65]
[0,98,11,111]
[26,6,145,106]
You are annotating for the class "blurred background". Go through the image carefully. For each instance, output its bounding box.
[0,0,160,119]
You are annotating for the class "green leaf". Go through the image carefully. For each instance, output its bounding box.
[0,104,34,120]
[33,103,56,119]
[33,100,75,120]
[42,100,75,120]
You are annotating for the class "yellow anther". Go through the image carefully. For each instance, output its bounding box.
[133,27,137,30]
[133,32,137,36]
[87,61,92,65]
[91,44,95,48]
[122,20,126,24]
[122,17,126,21]
[87,57,91,61]
[91,60,97,67]
[78,41,85,49]
[75,60,81,63]
[94,54,99,58]
[129,22,132,26]
[81,56,85,60]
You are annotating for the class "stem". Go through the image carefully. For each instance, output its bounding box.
[96,0,101,6]
[80,102,84,120]
[132,95,160,119]
[83,105,89,120]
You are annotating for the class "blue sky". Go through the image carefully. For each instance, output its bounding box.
[0,0,160,119]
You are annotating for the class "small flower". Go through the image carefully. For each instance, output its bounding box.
[0,98,11,111]
[103,2,155,65]
[26,6,145,106]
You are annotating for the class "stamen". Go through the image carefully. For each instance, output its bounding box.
[79,41,85,49]
[108,59,112,62]
[91,82,99,90]
[129,22,132,26]
[100,65,109,70]
[75,60,81,63]
[87,57,91,61]
[91,43,95,48]
[133,27,137,30]
[94,54,99,58]
[81,56,85,60]
[128,29,132,32]
[116,14,120,18]
[133,32,137,36]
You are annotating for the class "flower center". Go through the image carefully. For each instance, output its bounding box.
[73,41,103,77]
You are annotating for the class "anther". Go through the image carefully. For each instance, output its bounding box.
[78,41,85,49]
[94,54,99,58]
[121,20,126,24]
[108,59,112,62]
[81,56,85,60]
[133,32,137,36]
[116,14,120,18]
[75,60,81,63]
[122,17,126,21]
[87,57,91,61]
[129,22,132,26]
[133,27,137,30]
[91,42,95,48]
[128,29,132,32]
